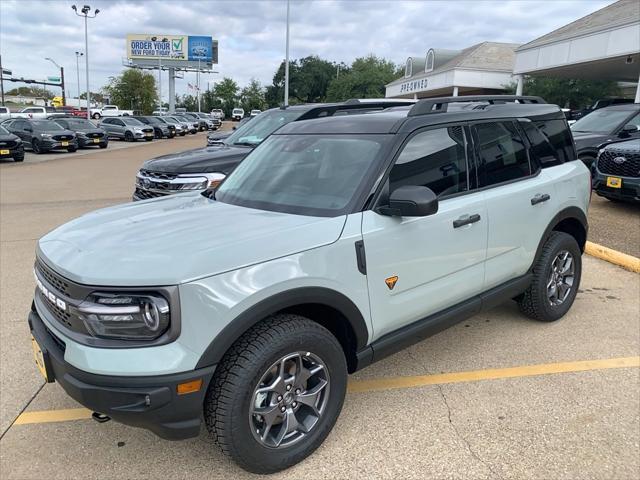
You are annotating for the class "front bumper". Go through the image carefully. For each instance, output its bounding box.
[0,144,24,159]
[592,173,640,202]
[28,307,215,440]
[41,138,78,150]
[78,137,107,148]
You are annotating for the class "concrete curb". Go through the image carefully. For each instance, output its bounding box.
[585,241,640,273]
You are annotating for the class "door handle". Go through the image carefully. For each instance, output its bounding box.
[453,214,481,228]
[531,193,551,205]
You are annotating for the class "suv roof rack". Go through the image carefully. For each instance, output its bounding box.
[408,95,547,117]
[343,98,416,105]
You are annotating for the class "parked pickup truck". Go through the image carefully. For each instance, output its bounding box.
[90,105,134,120]
[11,106,57,119]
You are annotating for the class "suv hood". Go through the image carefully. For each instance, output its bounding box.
[38,194,346,286]
[141,145,251,174]
[571,131,609,150]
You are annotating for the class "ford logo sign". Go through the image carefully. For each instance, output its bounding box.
[613,156,627,165]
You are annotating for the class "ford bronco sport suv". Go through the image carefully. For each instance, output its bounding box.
[133,99,414,200]
[29,96,589,474]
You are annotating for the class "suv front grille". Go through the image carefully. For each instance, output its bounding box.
[598,150,640,178]
[36,259,70,296]
[0,140,18,149]
[134,187,169,199]
[53,134,74,141]
[139,169,177,181]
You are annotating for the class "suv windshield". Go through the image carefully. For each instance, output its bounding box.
[122,118,145,126]
[216,134,390,216]
[571,109,636,134]
[32,120,64,131]
[0,125,9,134]
[225,109,302,146]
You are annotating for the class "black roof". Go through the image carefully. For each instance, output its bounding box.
[277,96,563,135]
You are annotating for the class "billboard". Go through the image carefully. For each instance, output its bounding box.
[126,34,218,68]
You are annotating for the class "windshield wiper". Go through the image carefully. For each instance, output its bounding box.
[233,142,258,147]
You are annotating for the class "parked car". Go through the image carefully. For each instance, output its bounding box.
[250,109,261,117]
[0,106,11,121]
[0,124,24,162]
[571,98,635,122]
[152,107,169,116]
[231,107,244,121]
[571,104,640,166]
[194,112,221,130]
[134,99,415,200]
[591,139,639,203]
[3,118,77,153]
[158,116,187,136]
[133,116,175,139]
[53,117,108,149]
[206,130,232,146]
[29,95,589,474]
[210,109,225,121]
[12,106,57,119]
[171,114,198,134]
[99,117,154,142]
[182,112,208,131]
[90,105,134,120]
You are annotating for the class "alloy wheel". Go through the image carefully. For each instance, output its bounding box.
[249,351,330,449]
[547,250,575,306]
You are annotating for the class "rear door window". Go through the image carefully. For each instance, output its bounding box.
[473,121,531,187]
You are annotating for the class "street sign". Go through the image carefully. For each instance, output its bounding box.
[47,76,61,83]
[1,68,11,75]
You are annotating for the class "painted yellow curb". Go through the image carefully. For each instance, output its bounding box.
[585,241,640,273]
[13,407,91,425]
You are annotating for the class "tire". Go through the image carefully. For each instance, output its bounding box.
[517,231,582,322]
[204,314,347,474]
[92,113,101,120]
[124,131,134,142]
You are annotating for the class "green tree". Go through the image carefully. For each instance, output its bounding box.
[504,77,622,109]
[176,94,198,111]
[326,55,398,101]
[266,56,338,107]
[239,79,266,112]
[212,77,239,117]
[103,69,158,114]
[79,91,107,104]
[7,86,54,100]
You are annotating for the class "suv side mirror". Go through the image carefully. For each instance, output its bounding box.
[378,185,439,217]
[619,124,639,137]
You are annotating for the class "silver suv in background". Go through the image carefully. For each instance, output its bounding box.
[99,117,154,142]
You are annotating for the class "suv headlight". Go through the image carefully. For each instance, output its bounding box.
[77,293,170,340]
[40,133,52,138]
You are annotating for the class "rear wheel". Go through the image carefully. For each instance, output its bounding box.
[518,231,582,322]
[204,314,347,474]
[124,131,134,142]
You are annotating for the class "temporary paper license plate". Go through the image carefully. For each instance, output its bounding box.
[61,141,69,147]
[93,138,100,143]
[606,177,622,189]
[0,149,9,155]
[31,335,49,381]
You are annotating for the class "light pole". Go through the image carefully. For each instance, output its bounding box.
[72,5,100,119]
[75,51,83,104]
[284,0,290,107]
[197,58,201,112]
[44,57,65,106]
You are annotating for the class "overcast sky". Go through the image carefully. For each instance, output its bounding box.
[0,0,611,101]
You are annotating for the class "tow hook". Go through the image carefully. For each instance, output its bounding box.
[92,412,111,423]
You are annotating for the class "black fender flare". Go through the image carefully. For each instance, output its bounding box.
[532,206,588,268]
[195,287,370,369]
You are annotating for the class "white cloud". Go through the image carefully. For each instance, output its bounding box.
[0,0,611,102]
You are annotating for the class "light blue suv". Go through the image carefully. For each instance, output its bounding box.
[29,96,589,473]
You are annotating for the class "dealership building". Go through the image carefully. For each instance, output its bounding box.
[385,42,519,99]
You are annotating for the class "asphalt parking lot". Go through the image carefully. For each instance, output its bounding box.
[0,137,638,479]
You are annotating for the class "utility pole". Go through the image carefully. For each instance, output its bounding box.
[158,56,162,113]
[45,57,66,105]
[75,52,83,103]
[284,0,290,107]
[0,55,5,105]
[197,58,201,112]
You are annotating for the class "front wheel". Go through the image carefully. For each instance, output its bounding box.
[518,231,582,322]
[124,131,134,142]
[204,314,347,474]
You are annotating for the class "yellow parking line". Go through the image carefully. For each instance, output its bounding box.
[13,407,91,425]
[348,356,640,393]
[585,241,640,273]
[12,357,639,426]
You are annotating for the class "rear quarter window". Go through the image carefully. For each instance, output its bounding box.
[533,119,575,163]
